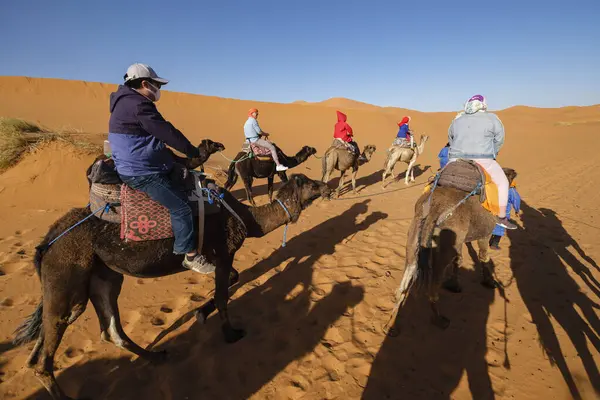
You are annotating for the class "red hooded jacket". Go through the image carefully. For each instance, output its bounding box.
[333,111,353,143]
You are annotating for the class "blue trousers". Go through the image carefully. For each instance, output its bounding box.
[120,173,195,254]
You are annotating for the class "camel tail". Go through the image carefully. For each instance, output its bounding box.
[13,232,53,345]
[13,302,43,346]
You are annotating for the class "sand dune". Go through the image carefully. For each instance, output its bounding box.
[1,77,600,399]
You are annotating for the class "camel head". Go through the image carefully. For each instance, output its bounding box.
[420,135,430,143]
[186,139,226,169]
[198,139,226,155]
[297,145,317,158]
[275,174,331,222]
[502,168,518,185]
[361,144,377,161]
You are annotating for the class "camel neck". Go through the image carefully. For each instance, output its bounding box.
[248,200,293,237]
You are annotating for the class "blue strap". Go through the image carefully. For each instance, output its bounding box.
[275,199,292,248]
[47,203,110,248]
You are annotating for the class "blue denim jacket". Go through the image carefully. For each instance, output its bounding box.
[448,112,505,159]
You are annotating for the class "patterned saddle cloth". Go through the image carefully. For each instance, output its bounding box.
[391,137,413,148]
[242,141,273,159]
[88,155,222,243]
[90,183,221,242]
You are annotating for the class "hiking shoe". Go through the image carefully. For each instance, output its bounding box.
[276,164,288,172]
[497,217,517,230]
[182,254,216,274]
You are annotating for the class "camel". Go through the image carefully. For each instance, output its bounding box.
[321,143,377,197]
[13,170,330,400]
[381,134,429,188]
[383,168,517,336]
[225,145,317,206]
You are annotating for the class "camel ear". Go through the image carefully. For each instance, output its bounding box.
[293,174,304,186]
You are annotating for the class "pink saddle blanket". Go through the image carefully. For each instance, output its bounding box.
[120,184,174,242]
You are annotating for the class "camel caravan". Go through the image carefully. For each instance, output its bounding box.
[12,65,520,400]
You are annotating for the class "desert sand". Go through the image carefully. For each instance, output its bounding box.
[0,77,599,399]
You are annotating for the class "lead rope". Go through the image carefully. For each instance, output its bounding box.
[47,203,110,248]
[275,199,292,248]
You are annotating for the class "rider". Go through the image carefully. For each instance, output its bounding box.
[108,63,215,274]
[394,116,414,147]
[334,110,363,160]
[244,108,288,172]
[448,94,517,230]
[438,142,450,169]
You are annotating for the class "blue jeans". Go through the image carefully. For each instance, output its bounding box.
[119,173,195,254]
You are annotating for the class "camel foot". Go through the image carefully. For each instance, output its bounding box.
[222,325,246,343]
[481,278,498,289]
[432,315,450,330]
[195,303,215,324]
[442,278,462,293]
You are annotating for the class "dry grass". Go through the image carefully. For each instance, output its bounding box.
[0,118,101,171]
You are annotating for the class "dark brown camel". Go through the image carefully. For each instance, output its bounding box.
[321,143,377,197]
[13,172,330,400]
[383,168,517,335]
[224,145,317,206]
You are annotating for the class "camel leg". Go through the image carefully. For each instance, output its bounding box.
[213,235,245,343]
[195,267,240,324]
[89,264,166,361]
[336,171,346,197]
[277,171,289,183]
[34,271,89,400]
[351,167,358,194]
[405,159,417,185]
[383,261,418,337]
[381,168,388,189]
[442,245,464,293]
[477,238,498,289]
[267,175,274,203]
[242,174,256,207]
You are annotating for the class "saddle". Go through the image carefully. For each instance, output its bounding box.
[88,159,221,243]
[242,141,273,160]
[435,159,487,202]
[391,137,413,149]
[330,138,356,154]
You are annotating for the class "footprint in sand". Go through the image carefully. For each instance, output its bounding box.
[190,293,204,302]
[64,346,85,359]
[1,298,14,307]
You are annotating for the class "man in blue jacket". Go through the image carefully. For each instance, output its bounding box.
[108,63,214,274]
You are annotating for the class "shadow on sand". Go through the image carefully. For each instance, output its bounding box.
[363,230,497,399]
[26,201,387,400]
[508,201,600,400]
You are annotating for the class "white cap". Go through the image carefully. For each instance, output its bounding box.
[124,63,169,85]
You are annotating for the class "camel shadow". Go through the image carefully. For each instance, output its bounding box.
[363,230,497,399]
[320,168,386,198]
[26,201,385,400]
[508,201,600,400]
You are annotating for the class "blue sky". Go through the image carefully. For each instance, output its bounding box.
[1,0,599,111]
